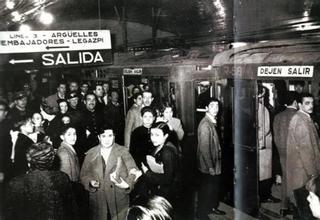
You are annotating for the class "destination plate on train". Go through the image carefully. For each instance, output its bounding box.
[257,66,314,77]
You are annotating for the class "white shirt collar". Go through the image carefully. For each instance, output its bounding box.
[206,113,217,124]
[62,142,77,154]
[299,109,311,118]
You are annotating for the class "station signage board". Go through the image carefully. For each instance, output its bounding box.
[123,68,143,75]
[257,66,314,77]
[0,30,112,68]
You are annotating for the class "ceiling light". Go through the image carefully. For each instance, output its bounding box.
[6,0,15,9]
[39,11,54,25]
[11,11,22,22]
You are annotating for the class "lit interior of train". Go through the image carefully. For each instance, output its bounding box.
[1,0,320,220]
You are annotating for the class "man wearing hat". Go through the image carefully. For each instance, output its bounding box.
[8,91,32,128]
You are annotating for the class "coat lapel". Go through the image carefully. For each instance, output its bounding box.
[104,144,119,175]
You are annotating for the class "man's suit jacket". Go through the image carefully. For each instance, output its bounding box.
[286,110,320,194]
[197,115,221,175]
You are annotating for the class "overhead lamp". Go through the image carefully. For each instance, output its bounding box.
[11,11,22,22]
[6,0,15,9]
[39,11,54,25]
[19,24,32,31]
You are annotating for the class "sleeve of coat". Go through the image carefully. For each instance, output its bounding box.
[198,122,214,169]
[175,119,184,141]
[145,149,175,185]
[273,115,281,148]
[294,118,319,176]
[80,154,95,192]
[121,149,138,192]
[57,149,72,180]
[124,110,134,148]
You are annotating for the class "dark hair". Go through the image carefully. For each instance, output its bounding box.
[132,92,142,100]
[306,176,320,198]
[97,124,114,135]
[151,122,170,136]
[127,196,173,220]
[297,92,313,104]
[85,92,97,101]
[26,141,56,170]
[142,90,153,97]
[60,125,76,136]
[81,82,89,86]
[205,97,220,108]
[285,91,299,105]
[160,102,173,114]
[57,81,67,88]
[293,80,305,87]
[132,86,141,94]
[141,106,156,117]
[93,82,103,90]
[13,117,32,131]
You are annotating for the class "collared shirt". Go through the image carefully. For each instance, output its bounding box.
[286,106,297,110]
[299,109,311,118]
[206,112,217,124]
[101,145,113,163]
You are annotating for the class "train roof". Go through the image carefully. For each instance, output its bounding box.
[212,38,320,66]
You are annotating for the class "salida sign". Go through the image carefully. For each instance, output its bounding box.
[0,30,112,68]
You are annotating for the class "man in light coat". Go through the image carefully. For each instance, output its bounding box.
[80,126,141,220]
[197,97,225,219]
[287,93,320,219]
[273,91,298,216]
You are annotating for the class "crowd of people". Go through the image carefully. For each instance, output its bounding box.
[0,79,190,220]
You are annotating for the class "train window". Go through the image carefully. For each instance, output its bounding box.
[288,80,311,93]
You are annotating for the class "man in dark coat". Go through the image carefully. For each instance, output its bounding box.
[197,98,225,219]
[287,93,320,219]
[7,91,32,128]
[273,91,298,217]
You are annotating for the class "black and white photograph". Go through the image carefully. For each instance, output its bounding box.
[1,0,320,219]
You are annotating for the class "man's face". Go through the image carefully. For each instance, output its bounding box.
[15,97,28,109]
[81,84,89,94]
[57,84,66,95]
[0,104,8,122]
[68,97,78,108]
[99,129,114,148]
[69,82,79,92]
[163,107,173,121]
[103,83,109,93]
[142,111,154,128]
[59,102,68,114]
[207,101,219,117]
[85,94,96,111]
[111,91,119,103]
[32,113,42,127]
[299,97,314,114]
[94,85,104,98]
[142,92,153,106]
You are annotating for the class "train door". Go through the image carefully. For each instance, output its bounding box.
[122,74,142,113]
[195,81,214,130]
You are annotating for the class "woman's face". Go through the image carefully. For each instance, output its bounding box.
[134,95,143,106]
[32,113,43,127]
[61,128,77,146]
[307,191,320,218]
[163,107,173,121]
[99,129,114,148]
[150,128,168,147]
[142,112,154,128]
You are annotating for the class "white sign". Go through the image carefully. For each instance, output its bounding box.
[123,68,143,75]
[258,66,314,77]
[0,30,111,53]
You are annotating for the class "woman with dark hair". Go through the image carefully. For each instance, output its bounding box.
[130,106,156,169]
[5,142,77,220]
[306,176,320,219]
[140,121,179,203]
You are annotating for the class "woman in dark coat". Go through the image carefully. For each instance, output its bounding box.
[5,141,77,220]
[140,122,179,203]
